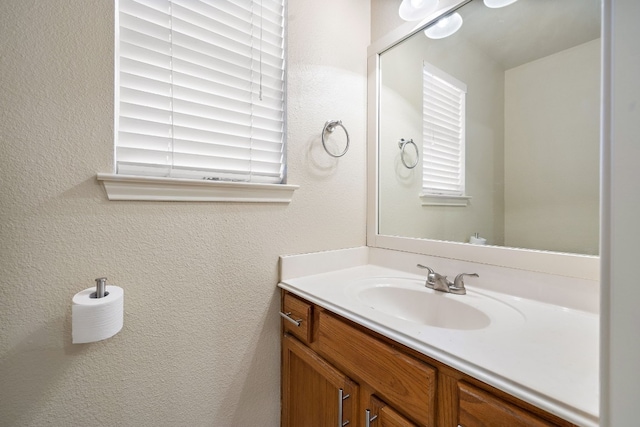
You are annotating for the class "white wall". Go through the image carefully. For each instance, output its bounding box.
[0,1,369,425]
[600,0,640,424]
[504,40,600,254]
[371,0,405,41]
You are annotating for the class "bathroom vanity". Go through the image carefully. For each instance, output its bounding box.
[282,293,571,426]
[278,247,599,427]
[281,3,602,423]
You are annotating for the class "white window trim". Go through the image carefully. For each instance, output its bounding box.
[97,173,298,203]
[99,0,297,203]
[419,194,470,207]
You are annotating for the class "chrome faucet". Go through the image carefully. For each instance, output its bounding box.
[417,264,478,295]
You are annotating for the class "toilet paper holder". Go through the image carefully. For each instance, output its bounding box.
[91,277,110,299]
[72,277,124,344]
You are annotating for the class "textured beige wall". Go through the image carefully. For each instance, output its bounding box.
[371,0,405,41]
[0,1,368,426]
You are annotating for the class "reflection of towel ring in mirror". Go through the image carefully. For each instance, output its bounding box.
[398,138,419,169]
[321,120,350,158]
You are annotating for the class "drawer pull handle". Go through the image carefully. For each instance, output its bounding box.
[365,409,378,427]
[338,388,351,427]
[279,311,302,327]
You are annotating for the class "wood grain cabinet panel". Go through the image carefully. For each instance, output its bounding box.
[458,382,556,427]
[282,334,358,427]
[317,311,436,426]
[368,395,418,427]
[282,293,313,344]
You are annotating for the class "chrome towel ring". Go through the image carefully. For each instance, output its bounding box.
[398,138,419,169]
[321,120,350,158]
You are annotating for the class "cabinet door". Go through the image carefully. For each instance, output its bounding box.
[317,311,436,426]
[366,396,418,427]
[282,333,358,427]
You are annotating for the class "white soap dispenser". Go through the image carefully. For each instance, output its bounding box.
[469,232,487,245]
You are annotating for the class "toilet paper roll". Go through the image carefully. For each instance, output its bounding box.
[72,286,124,344]
[469,235,487,245]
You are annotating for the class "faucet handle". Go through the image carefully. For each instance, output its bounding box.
[453,273,479,289]
[416,264,434,274]
[417,264,437,288]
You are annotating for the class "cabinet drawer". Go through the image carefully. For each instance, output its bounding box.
[458,382,555,427]
[317,311,436,426]
[281,293,313,344]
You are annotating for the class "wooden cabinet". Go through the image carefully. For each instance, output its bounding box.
[457,382,554,427]
[367,396,418,427]
[282,333,358,427]
[281,291,576,427]
[281,293,313,344]
[317,311,436,426]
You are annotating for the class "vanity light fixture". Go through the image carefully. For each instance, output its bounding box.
[424,12,463,39]
[483,0,518,8]
[398,0,439,21]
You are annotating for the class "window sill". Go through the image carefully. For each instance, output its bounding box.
[96,174,299,203]
[420,194,471,207]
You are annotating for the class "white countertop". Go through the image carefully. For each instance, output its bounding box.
[278,252,599,427]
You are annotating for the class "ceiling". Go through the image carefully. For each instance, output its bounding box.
[451,0,601,69]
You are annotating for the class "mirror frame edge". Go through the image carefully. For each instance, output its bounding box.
[366,0,600,281]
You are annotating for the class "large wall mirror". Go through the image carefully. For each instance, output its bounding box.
[368,0,600,278]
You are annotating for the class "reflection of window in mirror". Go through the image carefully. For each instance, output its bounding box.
[421,62,469,207]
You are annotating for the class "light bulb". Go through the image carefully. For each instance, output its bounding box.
[398,0,439,21]
[424,12,463,39]
[483,0,518,8]
[437,16,450,28]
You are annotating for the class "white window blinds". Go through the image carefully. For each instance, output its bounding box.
[116,0,286,183]
[422,62,467,196]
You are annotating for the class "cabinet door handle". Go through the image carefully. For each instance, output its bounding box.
[365,409,378,427]
[279,311,302,327]
[338,388,350,426]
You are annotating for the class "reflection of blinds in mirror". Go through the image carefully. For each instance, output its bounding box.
[422,62,467,196]
[116,0,286,183]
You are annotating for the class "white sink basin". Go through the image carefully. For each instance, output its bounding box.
[346,277,524,331]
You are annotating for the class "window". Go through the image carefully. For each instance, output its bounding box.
[99,0,296,202]
[421,62,467,202]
